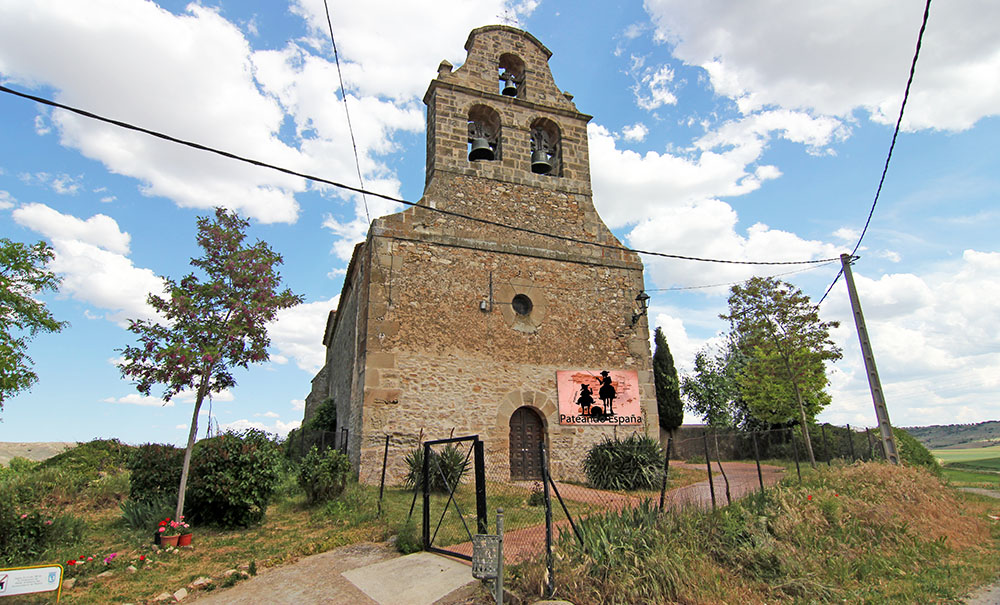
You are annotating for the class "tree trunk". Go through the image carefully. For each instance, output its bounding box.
[175,371,209,521]
[791,378,817,468]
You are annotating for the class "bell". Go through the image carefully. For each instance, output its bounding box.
[502,81,517,97]
[531,148,552,174]
[468,137,494,161]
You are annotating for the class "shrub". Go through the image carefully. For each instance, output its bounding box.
[893,428,941,474]
[38,439,131,475]
[306,397,337,432]
[0,504,84,566]
[126,443,185,504]
[186,429,282,528]
[298,446,352,504]
[403,444,470,493]
[584,434,664,490]
[395,517,422,554]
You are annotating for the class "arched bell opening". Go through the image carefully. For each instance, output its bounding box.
[509,406,545,481]
[498,53,525,98]
[529,118,560,176]
[467,104,501,162]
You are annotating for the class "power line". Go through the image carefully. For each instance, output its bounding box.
[0,83,838,267]
[648,260,837,293]
[321,0,370,225]
[818,0,932,306]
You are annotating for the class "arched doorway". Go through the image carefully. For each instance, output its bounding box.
[509,406,544,480]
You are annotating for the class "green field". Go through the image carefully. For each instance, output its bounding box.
[931,444,1000,464]
[931,445,1000,487]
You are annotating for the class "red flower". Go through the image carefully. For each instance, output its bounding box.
[67,560,75,566]
[807,495,813,501]
[139,555,146,561]
[79,555,85,559]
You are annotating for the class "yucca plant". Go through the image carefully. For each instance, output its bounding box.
[403,444,470,493]
[584,434,664,490]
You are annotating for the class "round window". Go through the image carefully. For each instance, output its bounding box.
[511,294,533,316]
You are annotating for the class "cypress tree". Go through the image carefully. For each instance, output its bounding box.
[653,327,684,433]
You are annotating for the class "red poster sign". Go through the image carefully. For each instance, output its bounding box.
[556,370,641,425]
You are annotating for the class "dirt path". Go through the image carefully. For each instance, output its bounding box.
[960,487,1000,605]
[446,461,785,563]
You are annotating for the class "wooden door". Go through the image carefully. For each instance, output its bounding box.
[509,406,543,480]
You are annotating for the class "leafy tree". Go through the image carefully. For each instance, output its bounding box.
[682,342,743,429]
[118,208,302,520]
[653,327,683,433]
[0,239,68,410]
[720,276,841,467]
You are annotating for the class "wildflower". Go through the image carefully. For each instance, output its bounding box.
[139,555,146,561]
[20,513,27,519]
[807,495,813,501]
[87,556,93,562]
[45,520,53,525]
[67,560,75,566]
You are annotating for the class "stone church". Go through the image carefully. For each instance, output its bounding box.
[303,25,658,483]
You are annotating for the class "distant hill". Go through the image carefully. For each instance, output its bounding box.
[902,421,1000,449]
[0,441,77,466]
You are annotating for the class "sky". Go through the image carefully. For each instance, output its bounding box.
[1,0,998,446]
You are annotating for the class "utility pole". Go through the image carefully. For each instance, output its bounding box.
[840,254,899,465]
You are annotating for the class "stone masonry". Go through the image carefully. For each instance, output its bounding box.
[304,25,657,484]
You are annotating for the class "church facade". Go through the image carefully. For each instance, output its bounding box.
[304,25,658,483]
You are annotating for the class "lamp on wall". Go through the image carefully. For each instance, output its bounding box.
[631,290,650,326]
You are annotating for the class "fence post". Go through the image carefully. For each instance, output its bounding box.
[540,441,554,598]
[703,432,716,510]
[378,434,390,518]
[659,436,673,511]
[790,430,802,484]
[821,424,832,466]
[846,424,856,462]
[422,441,431,551]
[475,439,487,535]
[751,431,764,491]
[495,508,505,605]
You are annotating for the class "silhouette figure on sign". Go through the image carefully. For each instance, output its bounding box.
[576,384,595,416]
[598,370,617,415]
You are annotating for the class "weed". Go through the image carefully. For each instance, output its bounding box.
[395,517,422,554]
[583,434,662,490]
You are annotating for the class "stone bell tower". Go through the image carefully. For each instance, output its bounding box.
[309,26,656,484]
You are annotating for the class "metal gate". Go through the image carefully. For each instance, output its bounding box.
[421,435,486,561]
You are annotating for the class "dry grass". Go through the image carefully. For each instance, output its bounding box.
[506,462,1000,605]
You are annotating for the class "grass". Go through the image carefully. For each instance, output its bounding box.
[7,442,999,604]
[932,444,1000,464]
[507,462,1000,605]
[1,443,705,604]
[931,444,1000,488]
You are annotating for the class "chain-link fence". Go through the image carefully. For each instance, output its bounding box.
[344,423,889,599]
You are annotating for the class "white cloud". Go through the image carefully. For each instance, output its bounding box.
[104,394,174,407]
[644,0,1000,131]
[291,398,306,411]
[255,411,280,418]
[621,123,648,142]
[13,202,131,254]
[13,204,163,324]
[267,295,339,372]
[33,114,50,135]
[0,190,14,210]
[634,64,677,110]
[218,417,299,438]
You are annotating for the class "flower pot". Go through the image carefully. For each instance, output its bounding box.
[177,533,193,547]
[160,534,180,547]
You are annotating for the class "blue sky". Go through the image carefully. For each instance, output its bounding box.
[1,0,998,445]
